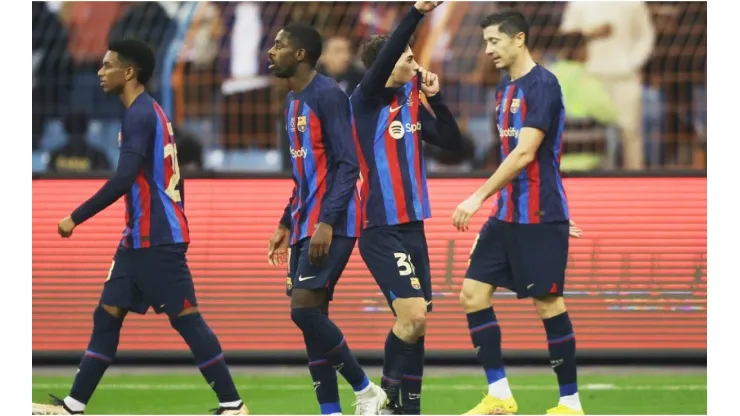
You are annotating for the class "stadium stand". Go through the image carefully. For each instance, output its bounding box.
[32,1,706,173]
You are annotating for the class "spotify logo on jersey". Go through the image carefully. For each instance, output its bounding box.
[388,120,422,140]
[389,121,405,139]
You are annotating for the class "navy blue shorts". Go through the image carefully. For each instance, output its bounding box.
[100,243,197,317]
[286,236,356,301]
[359,221,432,313]
[466,217,569,299]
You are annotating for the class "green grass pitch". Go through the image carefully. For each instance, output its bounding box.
[32,368,706,414]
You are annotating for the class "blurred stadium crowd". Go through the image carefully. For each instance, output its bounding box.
[32,1,706,174]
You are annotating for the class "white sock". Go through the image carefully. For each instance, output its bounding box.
[559,393,582,411]
[487,377,513,399]
[354,382,373,396]
[64,396,86,413]
[219,400,242,408]
[328,413,343,416]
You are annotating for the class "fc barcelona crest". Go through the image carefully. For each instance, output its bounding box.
[510,98,520,114]
[410,277,421,290]
[297,116,307,133]
[286,276,293,291]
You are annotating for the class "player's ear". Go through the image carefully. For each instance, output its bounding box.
[514,32,526,48]
[124,65,136,82]
[295,48,307,64]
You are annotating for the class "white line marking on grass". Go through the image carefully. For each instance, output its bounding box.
[32,383,707,392]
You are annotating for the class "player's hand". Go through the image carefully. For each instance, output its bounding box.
[568,219,583,238]
[268,225,290,266]
[309,222,333,266]
[57,216,76,238]
[419,68,440,97]
[452,194,483,232]
[414,1,443,14]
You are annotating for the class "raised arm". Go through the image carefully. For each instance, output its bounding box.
[358,2,442,98]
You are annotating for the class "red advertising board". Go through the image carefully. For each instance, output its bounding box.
[32,177,706,353]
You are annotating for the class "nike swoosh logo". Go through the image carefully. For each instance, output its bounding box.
[298,275,316,282]
[426,300,433,306]
[390,105,402,113]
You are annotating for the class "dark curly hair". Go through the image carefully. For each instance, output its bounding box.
[360,34,416,69]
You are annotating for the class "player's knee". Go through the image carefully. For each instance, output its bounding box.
[459,281,492,313]
[402,309,427,337]
[533,295,566,319]
[320,300,330,317]
[93,305,124,332]
[169,311,203,332]
[393,299,427,341]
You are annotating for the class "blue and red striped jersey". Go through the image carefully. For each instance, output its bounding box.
[279,74,362,245]
[352,77,430,227]
[350,7,462,229]
[492,65,570,224]
[119,94,190,248]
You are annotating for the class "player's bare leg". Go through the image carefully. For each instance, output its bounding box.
[170,306,248,415]
[460,279,518,415]
[532,295,583,415]
[381,298,427,415]
[33,304,126,415]
[291,288,386,415]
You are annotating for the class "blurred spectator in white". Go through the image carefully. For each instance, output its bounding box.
[317,36,364,96]
[176,2,223,68]
[171,1,225,147]
[49,113,111,173]
[220,2,268,95]
[561,1,655,170]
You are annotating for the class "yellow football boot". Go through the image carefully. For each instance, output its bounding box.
[463,394,518,415]
[546,404,584,415]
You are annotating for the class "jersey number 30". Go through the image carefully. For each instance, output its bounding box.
[163,142,182,203]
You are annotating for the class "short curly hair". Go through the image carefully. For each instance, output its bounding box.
[108,38,156,84]
[282,23,323,67]
[360,34,416,69]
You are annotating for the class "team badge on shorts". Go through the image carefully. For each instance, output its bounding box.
[286,276,292,291]
[410,277,421,290]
